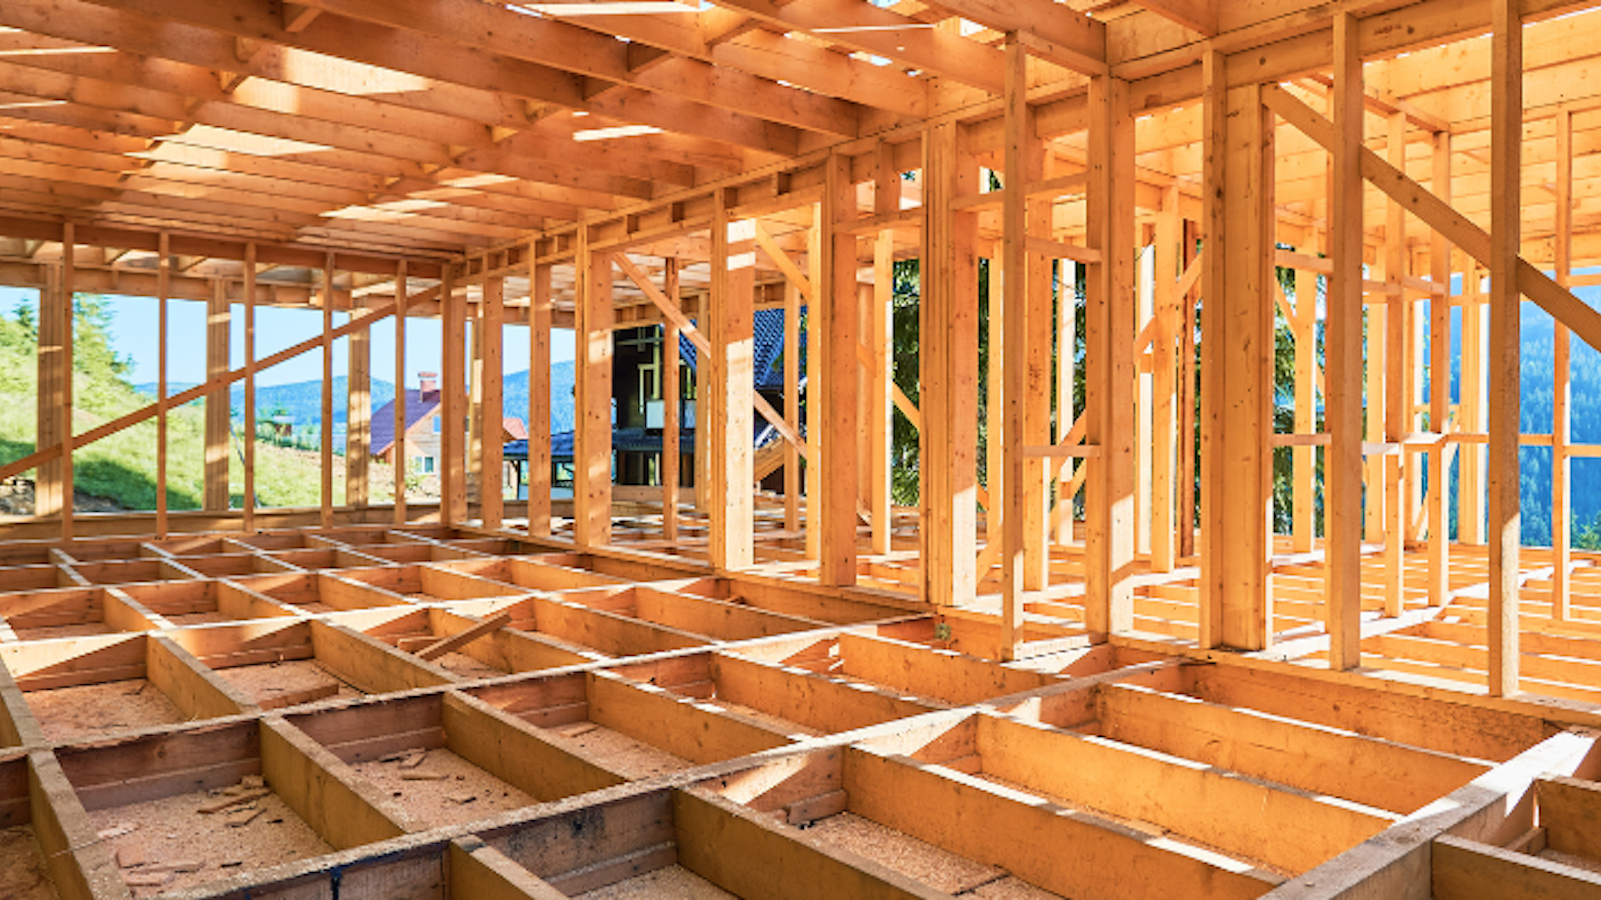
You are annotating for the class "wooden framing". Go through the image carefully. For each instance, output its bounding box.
[6,1,1601,893]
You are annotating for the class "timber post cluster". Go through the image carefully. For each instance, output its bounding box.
[1,0,1601,896]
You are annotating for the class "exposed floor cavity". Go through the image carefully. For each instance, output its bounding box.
[27,679,187,741]
[89,787,333,896]
[215,659,362,707]
[431,651,508,680]
[559,723,693,779]
[575,865,737,899]
[350,747,537,827]
[0,824,58,900]
[804,812,1034,895]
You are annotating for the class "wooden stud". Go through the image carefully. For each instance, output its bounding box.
[1085,74,1137,637]
[663,260,682,544]
[1383,111,1408,619]
[1461,263,1487,546]
[709,194,756,572]
[806,213,822,561]
[1428,134,1452,608]
[920,122,979,608]
[871,231,893,557]
[1488,0,1522,698]
[157,231,170,540]
[347,279,371,511]
[1151,185,1179,573]
[1553,109,1573,621]
[1290,251,1318,555]
[1056,259,1077,548]
[59,222,73,543]
[574,229,613,548]
[1201,72,1275,651]
[443,264,467,525]
[819,152,858,587]
[1178,221,1199,561]
[468,283,485,514]
[528,260,552,537]
[482,275,505,529]
[243,244,257,534]
[393,258,408,528]
[205,277,231,514]
[1326,15,1364,670]
[321,252,335,529]
[35,238,63,528]
[1002,33,1029,656]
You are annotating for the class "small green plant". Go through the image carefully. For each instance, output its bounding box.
[933,622,952,642]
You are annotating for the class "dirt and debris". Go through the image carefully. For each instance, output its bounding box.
[431,651,508,680]
[215,660,361,708]
[91,778,333,897]
[559,724,693,780]
[0,824,58,900]
[350,747,536,828]
[26,679,187,742]
[574,866,737,899]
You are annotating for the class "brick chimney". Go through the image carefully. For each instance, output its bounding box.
[418,372,439,397]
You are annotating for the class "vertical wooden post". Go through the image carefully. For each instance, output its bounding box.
[1086,73,1137,637]
[664,259,682,543]
[205,277,230,513]
[783,275,801,535]
[988,233,1005,571]
[820,153,860,587]
[528,259,551,537]
[1151,186,1179,572]
[1023,153,1053,591]
[709,195,756,571]
[442,264,467,524]
[1201,65,1275,650]
[348,286,371,511]
[36,255,62,525]
[481,275,505,529]
[1488,0,1522,698]
[574,230,613,547]
[243,244,257,533]
[921,123,979,607]
[1427,135,1452,606]
[467,277,484,511]
[156,232,169,538]
[320,253,334,528]
[1199,54,1228,650]
[1553,109,1574,620]
[1178,221,1199,560]
[1461,265,1486,544]
[1292,253,1318,554]
[1383,112,1408,618]
[871,142,899,557]
[1055,261,1077,547]
[1136,237,1154,560]
[806,215,822,560]
[1002,34,1029,654]
[1326,13,1365,670]
[59,223,74,541]
[393,259,408,527]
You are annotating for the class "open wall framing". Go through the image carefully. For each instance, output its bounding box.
[6,0,1601,895]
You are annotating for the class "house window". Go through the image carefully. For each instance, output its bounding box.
[431,415,441,433]
[423,457,436,474]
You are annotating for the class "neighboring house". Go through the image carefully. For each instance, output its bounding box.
[507,308,796,496]
[372,371,525,476]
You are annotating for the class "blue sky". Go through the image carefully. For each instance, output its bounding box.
[0,286,576,388]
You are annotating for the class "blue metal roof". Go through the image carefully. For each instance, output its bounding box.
[678,307,799,392]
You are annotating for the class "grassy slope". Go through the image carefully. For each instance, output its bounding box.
[0,315,382,511]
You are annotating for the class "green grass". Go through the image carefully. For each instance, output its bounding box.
[0,304,368,512]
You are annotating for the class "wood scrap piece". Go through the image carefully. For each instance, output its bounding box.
[414,612,511,661]
[447,792,477,804]
[198,789,269,813]
[399,750,427,769]
[123,871,173,887]
[401,771,450,781]
[116,846,146,869]
[241,775,265,789]
[557,722,598,738]
[149,860,203,874]
[98,825,135,840]
[257,682,339,710]
[226,806,262,827]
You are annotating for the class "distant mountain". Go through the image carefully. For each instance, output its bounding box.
[135,360,576,435]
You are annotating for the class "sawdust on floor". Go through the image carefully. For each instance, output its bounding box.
[560,723,693,779]
[90,786,334,896]
[350,747,538,828]
[27,679,188,742]
[0,824,58,900]
[12,622,115,641]
[575,865,737,899]
[805,812,1029,895]
[431,651,508,680]
[215,659,362,706]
